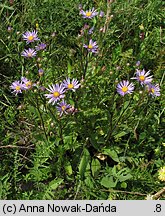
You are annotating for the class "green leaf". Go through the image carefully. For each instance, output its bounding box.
[85,177,94,189]
[114,131,128,139]
[120,49,133,58]
[118,174,132,182]
[103,149,119,162]
[0,4,14,10]
[63,135,72,146]
[67,61,72,75]
[42,178,63,199]
[78,148,90,180]
[100,176,117,188]
[64,161,73,176]
[49,178,63,189]
[91,158,101,177]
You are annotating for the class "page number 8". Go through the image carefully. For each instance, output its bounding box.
[155,204,161,212]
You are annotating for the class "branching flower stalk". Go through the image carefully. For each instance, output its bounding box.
[124,94,149,122]
[45,103,69,145]
[83,52,89,79]
[35,95,48,141]
[105,95,133,144]
[26,93,48,141]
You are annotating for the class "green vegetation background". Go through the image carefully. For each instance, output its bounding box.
[0,0,164,200]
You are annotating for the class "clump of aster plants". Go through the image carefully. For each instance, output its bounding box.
[7,1,164,201]
[10,29,81,119]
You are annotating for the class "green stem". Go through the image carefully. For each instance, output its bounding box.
[27,93,48,141]
[106,95,132,143]
[83,52,89,79]
[35,95,48,141]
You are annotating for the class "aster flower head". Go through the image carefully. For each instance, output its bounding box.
[99,11,104,17]
[62,78,80,92]
[136,60,141,67]
[38,68,44,76]
[88,26,94,35]
[7,26,13,32]
[22,30,39,43]
[21,77,33,90]
[10,80,24,95]
[131,69,153,85]
[83,39,98,53]
[56,100,71,117]
[78,4,82,10]
[45,83,65,105]
[80,8,98,19]
[158,166,165,182]
[21,48,37,58]
[147,83,160,97]
[39,86,46,91]
[35,43,46,51]
[117,80,134,96]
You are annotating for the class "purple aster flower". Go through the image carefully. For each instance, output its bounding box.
[56,100,71,116]
[45,84,65,105]
[39,86,46,91]
[136,61,141,67]
[79,24,90,36]
[80,8,98,19]
[83,39,98,53]
[21,77,33,90]
[83,24,90,30]
[147,83,160,97]
[88,26,94,35]
[7,26,13,32]
[21,48,37,58]
[22,30,39,43]
[62,78,80,92]
[117,80,134,96]
[131,69,153,85]
[35,43,46,51]
[38,68,44,76]
[99,11,104,17]
[78,4,83,10]
[66,106,78,115]
[10,80,24,95]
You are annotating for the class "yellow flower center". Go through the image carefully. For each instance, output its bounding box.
[15,86,21,91]
[53,91,60,97]
[28,35,34,41]
[122,86,128,92]
[139,75,145,81]
[86,11,92,17]
[68,83,74,89]
[61,105,66,111]
[26,81,32,87]
[28,52,32,57]
[88,44,93,49]
[151,88,155,93]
